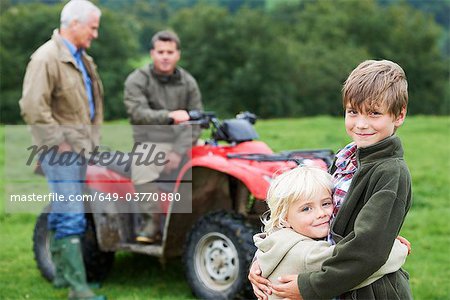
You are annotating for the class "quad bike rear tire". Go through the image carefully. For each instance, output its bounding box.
[183,211,257,299]
[33,210,115,282]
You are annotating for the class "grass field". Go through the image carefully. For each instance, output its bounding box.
[1,116,449,299]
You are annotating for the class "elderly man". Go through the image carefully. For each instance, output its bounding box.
[19,0,104,299]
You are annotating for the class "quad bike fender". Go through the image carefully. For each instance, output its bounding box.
[175,156,270,200]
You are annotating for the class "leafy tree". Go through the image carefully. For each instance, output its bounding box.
[1,0,447,122]
[379,3,448,114]
[223,8,297,117]
[0,3,60,123]
[98,0,198,51]
[272,0,448,115]
[169,5,234,115]
[89,9,140,119]
[379,0,450,28]
[270,0,376,115]
[0,0,12,13]
[118,0,169,52]
[171,5,297,118]
[206,0,264,12]
[0,3,140,123]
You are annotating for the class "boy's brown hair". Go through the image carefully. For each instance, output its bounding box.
[343,60,408,118]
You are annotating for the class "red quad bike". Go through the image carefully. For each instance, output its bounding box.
[33,111,334,299]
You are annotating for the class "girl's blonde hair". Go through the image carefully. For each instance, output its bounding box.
[262,166,333,235]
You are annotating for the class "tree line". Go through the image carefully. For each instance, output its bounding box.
[1,0,448,123]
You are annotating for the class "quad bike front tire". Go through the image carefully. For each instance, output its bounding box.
[183,211,257,299]
[33,210,115,282]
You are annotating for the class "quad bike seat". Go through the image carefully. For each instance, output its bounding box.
[214,119,259,143]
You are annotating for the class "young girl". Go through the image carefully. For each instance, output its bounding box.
[253,166,408,300]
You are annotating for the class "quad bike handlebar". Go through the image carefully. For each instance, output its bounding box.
[183,110,259,144]
[186,110,257,127]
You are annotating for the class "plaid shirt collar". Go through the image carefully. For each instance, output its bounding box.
[328,142,358,244]
[335,142,358,173]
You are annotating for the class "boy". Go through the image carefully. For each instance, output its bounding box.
[254,166,408,300]
[249,59,413,299]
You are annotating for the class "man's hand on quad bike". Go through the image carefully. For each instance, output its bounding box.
[248,260,272,300]
[57,142,72,153]
[168,110,190,124]
[163,152,182,173]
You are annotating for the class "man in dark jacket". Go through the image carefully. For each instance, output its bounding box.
[124,30,203,243]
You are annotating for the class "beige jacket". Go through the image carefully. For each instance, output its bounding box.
[254,228,408,300]
[19,30,103,153]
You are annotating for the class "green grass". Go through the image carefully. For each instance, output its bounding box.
[1,116,449,299]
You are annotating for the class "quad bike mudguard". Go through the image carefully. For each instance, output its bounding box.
[175,140,281,200]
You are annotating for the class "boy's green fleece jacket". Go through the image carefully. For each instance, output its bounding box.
[298,135,413,299]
